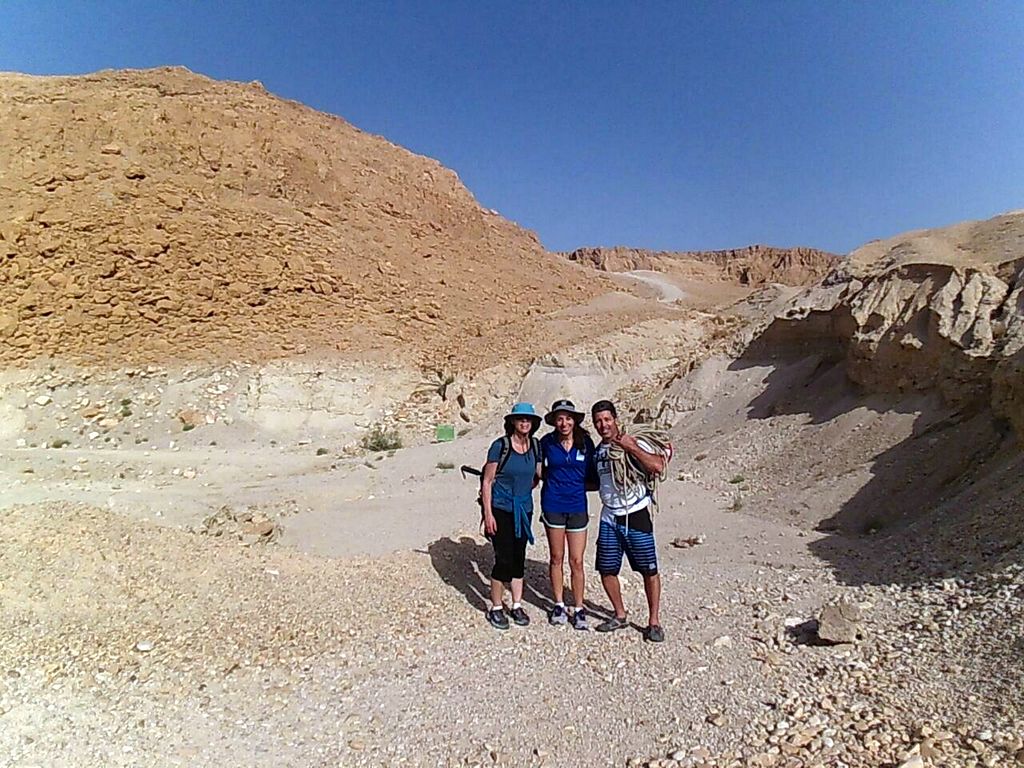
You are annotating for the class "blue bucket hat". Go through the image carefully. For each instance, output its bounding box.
[504,402,542,432]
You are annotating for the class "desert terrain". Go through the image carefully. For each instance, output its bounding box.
[1,69,1022,768]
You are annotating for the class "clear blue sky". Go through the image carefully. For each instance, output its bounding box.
[2,2,1022,254]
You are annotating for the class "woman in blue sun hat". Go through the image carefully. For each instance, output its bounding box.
[539,399,597,630]
[480,402,543,630]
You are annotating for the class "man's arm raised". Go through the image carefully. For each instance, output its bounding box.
[611,433,665,475]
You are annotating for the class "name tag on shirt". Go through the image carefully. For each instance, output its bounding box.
[575,451,586,462]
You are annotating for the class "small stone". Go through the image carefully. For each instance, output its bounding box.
[34,395,52,406]
[135,640,154,653]
[897,756,925,768]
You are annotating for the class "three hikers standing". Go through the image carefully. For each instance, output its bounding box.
[480,398,668,642]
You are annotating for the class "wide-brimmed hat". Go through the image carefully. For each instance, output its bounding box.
[544,398,586,426]
[504,402,542,431]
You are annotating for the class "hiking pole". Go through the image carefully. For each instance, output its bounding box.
[460,465,481,479]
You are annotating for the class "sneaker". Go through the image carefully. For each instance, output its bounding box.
[487,607,509,631]
[644,624,665,643]
[570,608,589,631]
[549,605,568,626]
[509,606,530,626]
[595,615,628,633]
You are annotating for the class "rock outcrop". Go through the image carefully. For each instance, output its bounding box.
[564,244,839,286]
[0,67,607,367]
[766,211,1024,432]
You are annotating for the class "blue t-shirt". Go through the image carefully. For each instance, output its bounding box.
[487,438,538,515]
[540,432,595,514]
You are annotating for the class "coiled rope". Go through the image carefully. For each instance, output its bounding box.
[607,426,673,515]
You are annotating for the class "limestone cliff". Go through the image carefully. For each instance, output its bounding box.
[765,211,1024,434]
[564,244,838,286]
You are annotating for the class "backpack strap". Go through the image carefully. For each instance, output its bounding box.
[495,435,543,477]
[494,436,513,476]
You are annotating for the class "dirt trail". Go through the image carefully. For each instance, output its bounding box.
[624,270,689,302]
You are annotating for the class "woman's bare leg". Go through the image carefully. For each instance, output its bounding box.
[566,530,588,609]
[545,525,566,604]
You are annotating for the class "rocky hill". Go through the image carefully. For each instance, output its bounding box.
[768,210,1024,435]
[564,244,839,286]
[0,67,608,368]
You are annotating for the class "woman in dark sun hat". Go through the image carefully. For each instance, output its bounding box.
[539,399,597,630]
[480,402,543,630]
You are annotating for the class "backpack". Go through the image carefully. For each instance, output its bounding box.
[461,436,541,512]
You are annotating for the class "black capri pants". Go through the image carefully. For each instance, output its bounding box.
[489,508,529,582]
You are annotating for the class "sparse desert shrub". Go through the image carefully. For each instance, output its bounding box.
[436,461,455,470]
[49,438,70,449]
[316,447,329,456]
[728,475,745,484]
[361,423,402,452]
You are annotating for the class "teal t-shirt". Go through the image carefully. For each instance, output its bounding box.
[487,438,537,515]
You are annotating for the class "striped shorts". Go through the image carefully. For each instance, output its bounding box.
[595,508,658,576]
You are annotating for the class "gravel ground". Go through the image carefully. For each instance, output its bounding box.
[2,501,1021,768]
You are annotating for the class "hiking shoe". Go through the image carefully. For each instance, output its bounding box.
[570,608,589,631]
[509,606,530,626]
[549,605,568,626]
[595,615,628,633]
[487,608,509,631]
[644,624,665,643]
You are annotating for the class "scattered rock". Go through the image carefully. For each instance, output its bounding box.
[671,535,704,549]
[816,599,864,644]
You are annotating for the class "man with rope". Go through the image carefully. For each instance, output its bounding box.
[590,399,672,643]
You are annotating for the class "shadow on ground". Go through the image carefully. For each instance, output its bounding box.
[726,342,1024,587]
[423,535,612,620]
